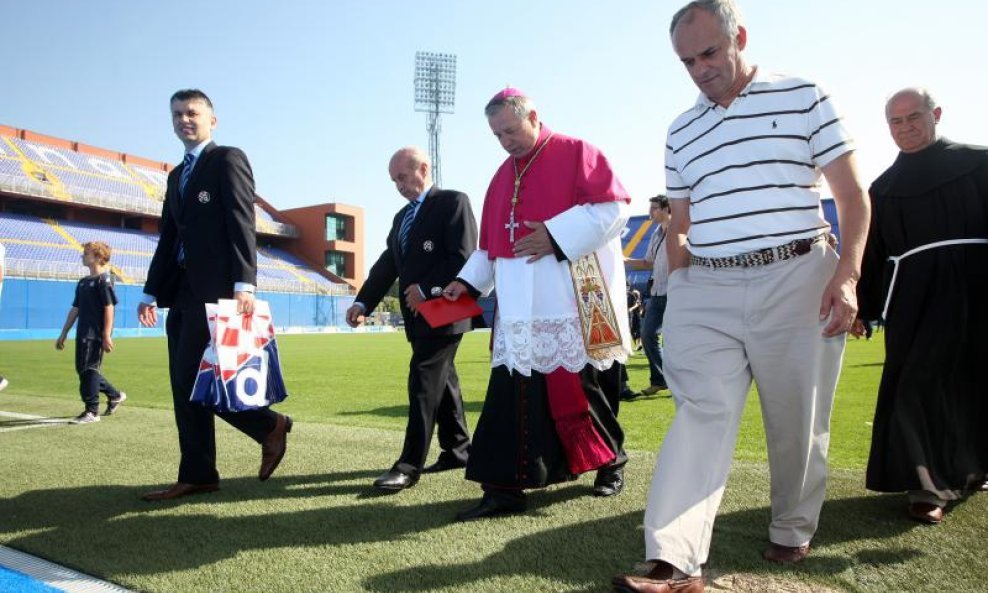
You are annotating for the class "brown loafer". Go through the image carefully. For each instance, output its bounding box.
[763,541,811,564]
[142,482,219,502]
[613,561,703,593]
[907,502,944,524]
[259,413,293,481]
[612,574,704,593]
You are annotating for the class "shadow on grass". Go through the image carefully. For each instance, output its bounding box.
[0,474,589,578]
[0,416,75,430]
[1,463,970,591]
[338,402,484,418]
[362,493,936,592]
[0,415,75,424]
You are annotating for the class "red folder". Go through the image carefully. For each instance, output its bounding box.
[417,295,483,328]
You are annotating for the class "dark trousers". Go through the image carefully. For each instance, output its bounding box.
[600,362,623,419]
[166,278,276,484]
[394,334,471,475]
[75,338,120,413]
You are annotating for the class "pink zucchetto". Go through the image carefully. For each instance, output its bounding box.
[489,87,527,103]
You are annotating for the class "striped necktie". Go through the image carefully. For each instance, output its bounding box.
[179,152,195,196]
[175,153,194,265]
[398,201,419,256]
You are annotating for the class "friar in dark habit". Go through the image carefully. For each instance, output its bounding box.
[856,87,988,525]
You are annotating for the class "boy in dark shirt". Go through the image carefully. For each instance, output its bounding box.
[56,241,126,424]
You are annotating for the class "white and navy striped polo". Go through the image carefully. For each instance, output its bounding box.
[664,69,853,258]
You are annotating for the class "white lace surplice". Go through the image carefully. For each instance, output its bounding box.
[459,202,631,376]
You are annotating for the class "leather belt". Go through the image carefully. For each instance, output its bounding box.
[690,234,828,269]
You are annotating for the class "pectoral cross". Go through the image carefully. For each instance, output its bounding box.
[505,212,521,243]
[508,131,554,243]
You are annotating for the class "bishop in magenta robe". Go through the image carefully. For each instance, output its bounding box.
[445,88,633,521]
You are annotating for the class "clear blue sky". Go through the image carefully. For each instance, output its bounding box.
[4,1,986,270]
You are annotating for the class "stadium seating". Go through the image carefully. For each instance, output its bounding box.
[0,137,296,237]
[0,212,348,295]
[0,212,67,244]
[0,157,27,180]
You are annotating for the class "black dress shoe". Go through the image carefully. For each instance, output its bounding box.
[593,466,624,497]
[619,389,641,401]
[373,469,418,491]
[422,456,468,474]
[455,494,526,521]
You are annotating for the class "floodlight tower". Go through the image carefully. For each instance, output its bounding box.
[414,51,456,187]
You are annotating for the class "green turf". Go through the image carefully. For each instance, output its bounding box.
[0,333,984,593]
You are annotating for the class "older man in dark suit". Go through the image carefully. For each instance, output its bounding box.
[347,147,477,491]
[138,89,291,501]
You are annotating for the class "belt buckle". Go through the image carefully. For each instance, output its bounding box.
[794,238,813,256]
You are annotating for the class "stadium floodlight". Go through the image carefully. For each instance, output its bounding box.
[414,51,456,187]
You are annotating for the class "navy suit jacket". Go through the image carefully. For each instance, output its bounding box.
[144,142,257,308]
[356,187,478,340]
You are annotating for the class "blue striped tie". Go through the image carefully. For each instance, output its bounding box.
[179,152,194,196]
[398,201,419,256]
[176,153,194,265]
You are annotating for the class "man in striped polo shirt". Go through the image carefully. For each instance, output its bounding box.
[614,1,869,591]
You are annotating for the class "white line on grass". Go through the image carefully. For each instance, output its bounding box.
[0,410,46,420]
[0,410,71,433]
[0,545,134,593]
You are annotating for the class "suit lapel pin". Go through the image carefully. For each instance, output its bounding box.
[198,191,211,204]
[423,240,434,252]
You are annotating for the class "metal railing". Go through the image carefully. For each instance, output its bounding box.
[4,258,87,281]
[4,258,353,295]
[255,217,300,238]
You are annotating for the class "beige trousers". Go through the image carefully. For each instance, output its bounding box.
[643,242,845,575]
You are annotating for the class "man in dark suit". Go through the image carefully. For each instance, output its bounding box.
[346,146,477,491]
[137,89,291,501]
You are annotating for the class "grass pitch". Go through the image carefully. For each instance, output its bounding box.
[0,333,984,592]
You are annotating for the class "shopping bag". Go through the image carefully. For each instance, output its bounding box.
[190,304,226,408]
[190,298,288,412]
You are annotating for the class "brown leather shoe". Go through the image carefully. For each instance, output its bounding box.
[259,413,293,481]
[612,574,704,593]
[763,542,811,563]
[142,482,219,502]
[613,561,703,593]
[907,502,944,524]
[640,384,668,396]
